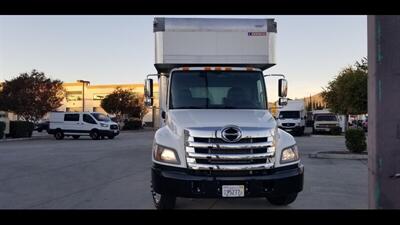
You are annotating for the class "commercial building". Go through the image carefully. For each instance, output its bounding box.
[0,81,159,124]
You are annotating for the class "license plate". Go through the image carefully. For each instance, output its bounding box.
[222,185,244,197]
[286,129,292,131]
[114,130,118,133]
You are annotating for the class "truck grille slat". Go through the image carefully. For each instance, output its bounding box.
[187,141,272,149]
[193,137,269,143]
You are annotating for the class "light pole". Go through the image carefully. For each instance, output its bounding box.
[77,80,90,112]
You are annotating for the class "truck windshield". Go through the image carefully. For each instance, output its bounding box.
[169,71,267,109]
[91,113,111,122]
[315,115,337,121]
[279,111,300,119]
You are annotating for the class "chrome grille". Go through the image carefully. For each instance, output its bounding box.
[185,127,275,171]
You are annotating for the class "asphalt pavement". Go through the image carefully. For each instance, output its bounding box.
[0,130,367,209]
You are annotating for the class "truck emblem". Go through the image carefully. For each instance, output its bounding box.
[221,126,242,143]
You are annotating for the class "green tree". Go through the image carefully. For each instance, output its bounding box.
[0,70,64,122]
[101,88,148,121]
[322,58,368,130]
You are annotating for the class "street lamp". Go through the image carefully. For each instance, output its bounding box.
[77,80,90,112]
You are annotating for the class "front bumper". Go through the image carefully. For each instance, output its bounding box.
[151,163,304,198]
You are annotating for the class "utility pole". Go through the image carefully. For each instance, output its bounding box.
[77,80,90,112]
[368,15,400,209]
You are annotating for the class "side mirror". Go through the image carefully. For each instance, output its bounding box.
[161,111,166,119]
[144,78,153,106]
[278,79,288,98]
[278,97,288,106]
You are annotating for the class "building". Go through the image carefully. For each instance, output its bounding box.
[60,82,159,125]
[1,81,159,123]
[60,82,158,113]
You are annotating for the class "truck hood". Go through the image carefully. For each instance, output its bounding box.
[167,109,276,129]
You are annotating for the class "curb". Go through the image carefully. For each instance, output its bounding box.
[310,135,344,138]
[0,135,50,142]
[309,151,368,160]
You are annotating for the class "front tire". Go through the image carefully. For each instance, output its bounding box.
[151,187,176,209]
[54,130,64,140]
[267,193,298,206]
[90,130,100,140]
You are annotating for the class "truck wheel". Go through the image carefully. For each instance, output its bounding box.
[267,193,298,206]
[54,130,64,140]
[299,127,305,136]
[72,135,80,140]
[151,189,176,209]
[90,130,100,140]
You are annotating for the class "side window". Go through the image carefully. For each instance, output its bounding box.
[83,114,97,124]
[64,114,80,122]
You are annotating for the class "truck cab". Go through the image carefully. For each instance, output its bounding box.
[277,100,306,136]
[145,18,304,209]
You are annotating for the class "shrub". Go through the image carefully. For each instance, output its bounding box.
[345,128,367,153]
[122,118,143,130]
[0,122,5,139]
[330,126,342,135]
[9,121,34,138]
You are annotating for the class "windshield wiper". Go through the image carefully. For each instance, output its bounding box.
[173,106,205,109]
[212,106,238,109]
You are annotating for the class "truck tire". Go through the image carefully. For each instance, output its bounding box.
[72,135,80,140]
[54,130,64,140]
[299,127,305,136]
[267,193,298,206]
[151,188,176,209]
[90,130,100,140]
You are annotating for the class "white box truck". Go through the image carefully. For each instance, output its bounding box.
[277,100,306,135]
[145,18,303,209]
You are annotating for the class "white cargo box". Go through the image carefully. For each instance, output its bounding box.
[153,17,277,73]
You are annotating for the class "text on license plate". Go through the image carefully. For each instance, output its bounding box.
[222,185,245,197]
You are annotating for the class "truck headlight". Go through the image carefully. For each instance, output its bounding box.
[100,122,108,127]
[154,145,180,164]
[280,145,299,164]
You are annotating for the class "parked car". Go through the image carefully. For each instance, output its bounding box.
[34,121,49,132]
[362,119,368,132]
[313,113,341,134]
[48,112,120,140]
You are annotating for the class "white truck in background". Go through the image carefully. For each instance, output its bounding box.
[312,109,341,134]
[277,100,306,136]
[144,18,304,209]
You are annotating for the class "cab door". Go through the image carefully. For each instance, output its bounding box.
[82,113,98,132]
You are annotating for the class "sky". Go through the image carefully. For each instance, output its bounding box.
[0,15,367,101]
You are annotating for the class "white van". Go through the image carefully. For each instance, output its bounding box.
[48,112,119,140]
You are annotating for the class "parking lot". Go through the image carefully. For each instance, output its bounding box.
[0,130,367,209]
